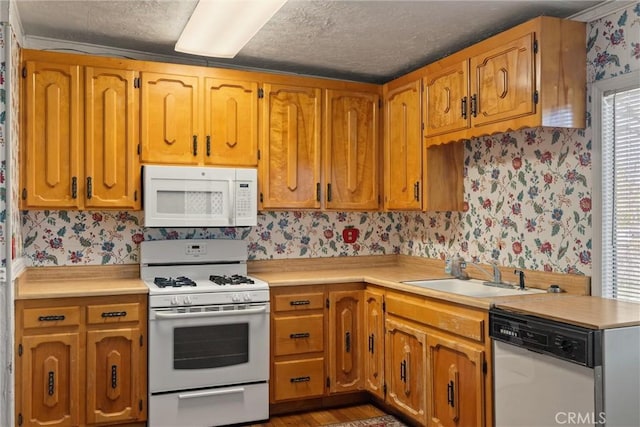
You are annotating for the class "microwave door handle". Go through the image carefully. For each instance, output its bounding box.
[153,306,267,319]
[228,179,235,226]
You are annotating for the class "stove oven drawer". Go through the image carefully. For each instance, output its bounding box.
[273,357,325,401]
[273,292,325,312]
[274,314,324,356]
[87,302,141,324]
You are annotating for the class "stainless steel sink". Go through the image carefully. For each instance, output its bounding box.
[401,278,546,298]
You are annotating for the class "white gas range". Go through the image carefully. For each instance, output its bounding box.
[141,239,270,427]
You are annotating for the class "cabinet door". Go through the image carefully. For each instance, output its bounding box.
[385,317,427,426]
[261,84,322,209]
[325,90,379,210]
[86,327,142,424]
[85,67,140,209]
[22,61,82,208]
[363,289,384,399]
[20,333,80,427]
[204,78,258,166]
[427,334,485,427]
[328,290,363,393]
[423,59,469,137]
[470,32,535,127]
[384,80,422,210]
[140,71,200,164]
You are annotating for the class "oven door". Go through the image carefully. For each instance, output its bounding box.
[149,302,269,393]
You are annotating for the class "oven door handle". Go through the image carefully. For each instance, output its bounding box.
[153,306,267,319]
[178,387,245,400]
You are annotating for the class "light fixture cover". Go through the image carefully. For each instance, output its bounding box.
[176,0,287,58]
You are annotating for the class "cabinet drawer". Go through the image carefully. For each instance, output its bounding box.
[23,306,81,328]
[274,314,324,356]
[273,358,325,401]
[87,302,140,324]
[386,293,486,343]
[273,292,325,312]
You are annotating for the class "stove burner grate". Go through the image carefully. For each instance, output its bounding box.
[154,276,197,288]
[209,274,255,286]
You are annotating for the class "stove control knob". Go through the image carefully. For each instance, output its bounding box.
[243,293,252,302]
[184,295,193,305]
[170,296,179,306]
[232,294,241,303]
[560,339,574,353]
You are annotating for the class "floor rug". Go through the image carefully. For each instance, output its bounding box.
[324,415,408,427]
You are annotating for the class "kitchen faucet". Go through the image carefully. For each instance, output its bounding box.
[448,257,513,288]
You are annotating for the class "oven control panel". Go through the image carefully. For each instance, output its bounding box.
[185,243,207,256]
[150,290,270,308]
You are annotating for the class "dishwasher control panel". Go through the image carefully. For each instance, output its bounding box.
[490,309,601,367]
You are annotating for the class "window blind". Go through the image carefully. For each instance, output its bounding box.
[601,86,640,302]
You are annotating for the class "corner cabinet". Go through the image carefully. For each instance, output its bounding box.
[260,84,322,209]
[15,295,147,427]
[21,51,141,210]
[363,288,385,399]
[424,16,585,146]
[383,79,422,210]
[325,90,379,210]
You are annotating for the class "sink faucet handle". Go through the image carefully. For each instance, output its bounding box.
[491,263,502,283]
[514,269,526,290]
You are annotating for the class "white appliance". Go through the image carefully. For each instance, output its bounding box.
[490,309,640,427]
[143,165,258,228]
[141,239,270,427]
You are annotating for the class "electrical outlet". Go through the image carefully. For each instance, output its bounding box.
[343,228,359,244]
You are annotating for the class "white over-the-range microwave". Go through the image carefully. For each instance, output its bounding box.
[143,165,258,227]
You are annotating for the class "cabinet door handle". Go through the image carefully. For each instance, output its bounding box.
[470,94,477,118]
[289,300,310,306]
[192,135,198,156]
[400,360,406,382]
[368,334,373,353]
[38,315,65,322]
[461,96,467,119]
[447,380,454,406]
[86,177,92,199]
[71,177,78,199]
[289,332,310,339]
[101,311,127,318]
[316,182,321,202]
[327,183,332,202]
[111,365,118,389]
[345,331,351,353]
[48,371,55,396]
[206,135,211,156]
[414,181,420,201]
[290,376,311,383]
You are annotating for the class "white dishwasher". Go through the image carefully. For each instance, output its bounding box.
[490,308,640,427]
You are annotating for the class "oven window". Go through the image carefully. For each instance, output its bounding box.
[173,323,249,369]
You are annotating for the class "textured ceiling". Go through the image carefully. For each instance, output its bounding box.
[16,0,603,83]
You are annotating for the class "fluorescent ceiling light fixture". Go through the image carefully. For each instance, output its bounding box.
[176,0,287,58]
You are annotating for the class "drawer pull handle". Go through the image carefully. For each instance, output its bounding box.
[290,300,310,306]
[38,315,65,322]
[290,376,311,383]
[289,332,310,339]
[48,371,55,396]
[101,311,127,318]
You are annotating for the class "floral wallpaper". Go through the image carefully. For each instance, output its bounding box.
[0,24,6,268]
[19,3,640,274]
[21,210,400,265]
[10,22,19,268]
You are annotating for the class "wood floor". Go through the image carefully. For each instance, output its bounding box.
[250,404,387,426]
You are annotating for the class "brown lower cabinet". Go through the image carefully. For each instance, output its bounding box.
[270,284,492,427]
[15,294,147,427]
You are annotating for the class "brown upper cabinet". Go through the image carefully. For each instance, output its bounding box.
[21,52,141,210]
[260,83,322,209]
[139,70,259,166]
[424,16,586,146]
[324,89,379,210]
